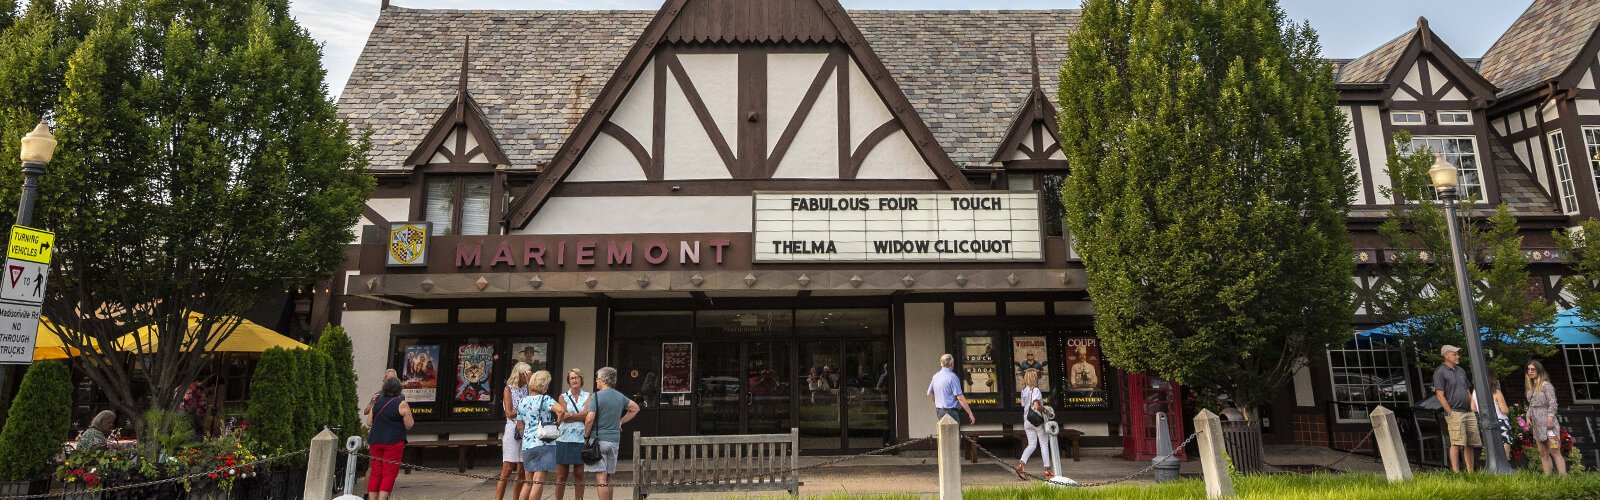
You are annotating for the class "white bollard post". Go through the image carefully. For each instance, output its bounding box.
[1369,406,1412,483]
[1193,409,1234,499]
[302,428,339,500]
[937,415,962,500]
[1043,421,1076,485]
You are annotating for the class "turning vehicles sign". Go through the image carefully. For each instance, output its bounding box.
[0,226,53,364]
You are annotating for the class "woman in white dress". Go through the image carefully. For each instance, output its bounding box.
[495,362,533,500]
[1016,370,1053,479]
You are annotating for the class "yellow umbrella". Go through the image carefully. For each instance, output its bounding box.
[34,317,96,360]
[115,312,307,353]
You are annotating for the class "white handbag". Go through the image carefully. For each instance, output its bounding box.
[534,396,561,442]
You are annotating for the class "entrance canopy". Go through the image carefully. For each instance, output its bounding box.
[115,312,306,353]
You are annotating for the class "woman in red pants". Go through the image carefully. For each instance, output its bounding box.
[367,377,414,500]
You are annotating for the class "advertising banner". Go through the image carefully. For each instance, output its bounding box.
[1061,337,1107,409]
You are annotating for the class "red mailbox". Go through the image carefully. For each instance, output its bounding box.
[1121,372,1187,460]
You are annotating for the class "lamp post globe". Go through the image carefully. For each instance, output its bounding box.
[1430,153,1510,473]
[15,122,54,227]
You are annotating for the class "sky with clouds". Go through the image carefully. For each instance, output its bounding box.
[290,0,1533,98]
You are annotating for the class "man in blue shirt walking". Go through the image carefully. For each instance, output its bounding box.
[928,354,976,427]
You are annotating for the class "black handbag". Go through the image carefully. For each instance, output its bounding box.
[580,437,602,465]
[1026,407,1047,427]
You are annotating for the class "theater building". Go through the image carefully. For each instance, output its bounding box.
[329,0,1600,458]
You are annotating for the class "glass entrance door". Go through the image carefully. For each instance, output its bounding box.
[799,342,842,449]
[696,341,792,435]
[798,340,893,449]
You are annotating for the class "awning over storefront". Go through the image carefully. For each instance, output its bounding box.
[34,318,93,360]
[115,312,306,353]
[1358,309,1600,345]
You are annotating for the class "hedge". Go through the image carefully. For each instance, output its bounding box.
[0,361,73,480]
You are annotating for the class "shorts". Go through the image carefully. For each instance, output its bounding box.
[521,445,556,473]
[595,441,620,474]
[555,441,585,466]
[1446,410,1481,447]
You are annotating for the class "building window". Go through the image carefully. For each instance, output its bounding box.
[1584,127,1600,208]
[1402,137,1482,201]
[1564,344,1600,404]
[424,176,492,235]
[1007,173,1066,237]
[1436,111,1471,124]
[1552,131,1579,214]
[1390,111,1424,125]
[1327,334,1411,422]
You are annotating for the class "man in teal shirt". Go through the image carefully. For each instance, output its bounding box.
[593,366,639,500]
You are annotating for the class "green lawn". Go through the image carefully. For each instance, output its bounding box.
[768,471,1600,499]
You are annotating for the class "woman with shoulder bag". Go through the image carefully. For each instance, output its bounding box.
[367,377,414,500]
[1526,360,1568,475]
[553,369,594,500]
[495,363,533,500]
[518,370,562,500]
[1016,370,1054,480]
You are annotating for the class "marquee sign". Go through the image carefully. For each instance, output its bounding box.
[753,192,1043,262]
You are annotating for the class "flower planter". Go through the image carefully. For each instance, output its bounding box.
[0,479,49,496]
[58,483,100,500]
[230,468,304,500]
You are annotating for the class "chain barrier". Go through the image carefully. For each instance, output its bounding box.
[962,431,1199,487]
[1263,427,1376,473]
[0,448,309,500]
[357,435,936,488]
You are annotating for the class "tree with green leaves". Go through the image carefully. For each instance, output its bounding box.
[0,361,70,481]
[1058,0,1356,417]
[1373,132,1556,377]
[315,325,361,440]
[1558,219,1600,330]
[0,0,372,426]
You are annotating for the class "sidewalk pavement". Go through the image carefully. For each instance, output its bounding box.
[362,445,1387,499]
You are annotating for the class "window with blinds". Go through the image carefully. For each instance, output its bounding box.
[424,176,493,236]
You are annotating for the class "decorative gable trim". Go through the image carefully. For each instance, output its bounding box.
[504,0,971,230]
[1379,18,1498,106]
[993,35,1066,167]
[404,37,509,169]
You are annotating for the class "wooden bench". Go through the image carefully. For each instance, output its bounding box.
[400,439,501,474]
[632,428,799,500]
[962,425,1083,463]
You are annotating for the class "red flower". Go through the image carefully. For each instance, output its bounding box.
[72,468,83,475]
[208,473,218,479]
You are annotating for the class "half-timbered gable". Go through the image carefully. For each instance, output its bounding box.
[1336,18,1508,207]
[1482,0,1600,220]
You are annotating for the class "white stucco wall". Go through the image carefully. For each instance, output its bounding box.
[903,303,944,437]
[664,58,734,180]
[1359,105,1392,204]
[342,310,401,418]
[517,196,753,234]
[561,307,598,382]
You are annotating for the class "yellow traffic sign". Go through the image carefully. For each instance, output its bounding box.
[7,226,53,264]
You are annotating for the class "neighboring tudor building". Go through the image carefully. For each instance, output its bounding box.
[327,0,1600,458]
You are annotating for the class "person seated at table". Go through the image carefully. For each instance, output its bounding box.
[76,410,117,452]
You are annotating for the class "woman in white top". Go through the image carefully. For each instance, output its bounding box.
[1016,370,1053,480]
[495,362,533,500]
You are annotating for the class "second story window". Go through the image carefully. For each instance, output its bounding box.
[1437,111,1471,124]
[1552,131,1578,214]
[425,176,492,236]
[1390,111,1423,125]
[1402,136,1482,201]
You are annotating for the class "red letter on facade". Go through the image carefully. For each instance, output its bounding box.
[576,241,597,266]
[608,241,634,265]
[456,242,482,268]
[490,242,515,267]
[524,241,545,267]
[679,241,701,264]
[709,239,731,264]
[644,241,669,265]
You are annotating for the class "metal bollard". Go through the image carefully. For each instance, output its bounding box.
[1153,413,1180,482]
[333,436,364,500]
[1042,420,1076,485]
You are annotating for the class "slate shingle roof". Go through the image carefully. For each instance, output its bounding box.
[1480,0,1600,99]
[337,8,1077,171]
[1337,29,1415,84]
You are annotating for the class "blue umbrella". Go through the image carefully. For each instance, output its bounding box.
[1538,308,1600,345]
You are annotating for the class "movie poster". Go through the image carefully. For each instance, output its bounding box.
[402,344,440,402]
[1061,337,1107,409]
[660,343,692,394]
[1013,336,1050,394]
[510,342,550,372]
[455,341,495,402]
[960,336,998,406]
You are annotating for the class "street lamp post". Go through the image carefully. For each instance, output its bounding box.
[1427,154,1509,474]
[16,122,55,227]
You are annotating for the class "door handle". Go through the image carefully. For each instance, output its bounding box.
[746,392,753,406]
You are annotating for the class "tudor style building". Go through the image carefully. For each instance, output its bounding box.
[329,0,1600,459]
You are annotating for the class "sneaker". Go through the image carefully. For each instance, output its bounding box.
[1014,463,1026,480]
